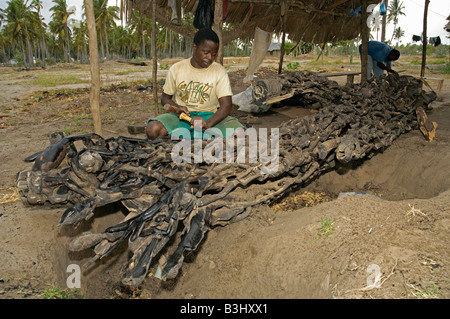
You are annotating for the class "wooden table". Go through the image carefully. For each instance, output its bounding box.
[318,71,361,86]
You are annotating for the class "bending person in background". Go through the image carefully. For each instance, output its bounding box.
[359,40,400,81]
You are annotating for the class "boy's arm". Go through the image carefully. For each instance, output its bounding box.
[161,92,190,116]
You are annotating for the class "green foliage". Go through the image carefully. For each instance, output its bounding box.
[42,285,84,299]
[436,64,450,74]
[285,62,300,70]
[411,284,441,299]
[313,217,335,242]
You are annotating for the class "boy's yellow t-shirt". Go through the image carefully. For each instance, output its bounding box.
[162,58,233,113]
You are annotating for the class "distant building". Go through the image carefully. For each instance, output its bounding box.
[267,43,281,58]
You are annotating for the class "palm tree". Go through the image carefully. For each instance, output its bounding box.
[72,20,88,62]
[387,0,406,42]
[49,0,74,62]
[0,30,11,63]
[111,25,133,59]
[93,0,119,60]
[128,9,153,58]
[1,0,42,67]
[31,0,48,67]
[393,26,405,46]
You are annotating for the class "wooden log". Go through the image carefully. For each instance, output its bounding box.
[117,60,147,66]
[416,106,438,141]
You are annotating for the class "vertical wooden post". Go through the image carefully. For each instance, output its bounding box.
[85,0,102,135]
[278,32,286,74]
[360,0,369,83]
[381,0,388,42]
[214,0,224,65]
[152,0,159,115]
[421,0,430,78]
[278,0,287,74]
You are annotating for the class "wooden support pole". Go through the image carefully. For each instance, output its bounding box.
[278,0,287,74]
[152,0,159,115]
[381,0,388,42]
[360,0,369,83]
[278,31,286,74]
[85,0,102,135]
[214,0,224,65]
[421,0,430,78]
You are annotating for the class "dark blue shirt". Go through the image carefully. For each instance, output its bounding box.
[359,41,393,67]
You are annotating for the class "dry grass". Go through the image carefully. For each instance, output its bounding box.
[271,191,330,212]
[0,187,20,205]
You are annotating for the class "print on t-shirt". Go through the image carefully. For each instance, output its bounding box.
[178,80,213,107]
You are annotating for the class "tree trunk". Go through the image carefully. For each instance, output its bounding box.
[104,21,109,59]
[99,28,105,60]
[83,39,88,63]
[64,25,70,62]
[41,37,47,68]
[152,0,159,115]
[19,36,28,68]
[26,36,34,67]
[141,25,146,58]
[214,0,224,64]
[420,0,430,78]
[85,0,102,135]
[164,28,168,57]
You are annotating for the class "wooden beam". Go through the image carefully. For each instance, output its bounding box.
[85,0,102,135]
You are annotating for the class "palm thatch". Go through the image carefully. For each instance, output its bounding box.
[123,0,380,44]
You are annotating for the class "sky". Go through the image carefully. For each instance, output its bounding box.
[1,0,449,45]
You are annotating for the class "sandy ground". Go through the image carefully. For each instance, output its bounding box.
[0,59,449,300]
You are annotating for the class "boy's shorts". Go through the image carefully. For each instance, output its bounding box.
[146,111,244,139]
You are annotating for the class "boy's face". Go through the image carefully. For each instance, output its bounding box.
[191,40,218,69]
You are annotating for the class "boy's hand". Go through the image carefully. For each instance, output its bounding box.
[164,104,190,116]
[190,116,208,131]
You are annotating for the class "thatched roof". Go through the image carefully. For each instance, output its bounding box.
[124,0,379,44]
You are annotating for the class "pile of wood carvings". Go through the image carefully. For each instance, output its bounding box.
[16,72,437,287]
